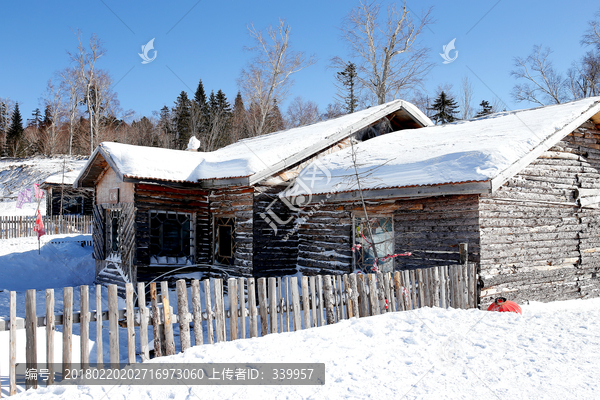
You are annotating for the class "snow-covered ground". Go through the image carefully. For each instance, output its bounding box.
[5,297,599,400]
[0,237,598,399]
[0,156,88,216]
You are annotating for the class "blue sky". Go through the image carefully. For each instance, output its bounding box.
[1,0,598,120]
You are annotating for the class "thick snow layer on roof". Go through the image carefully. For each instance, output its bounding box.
[282,97,600,197]
[44,161,88,185]
[96,100,428,183]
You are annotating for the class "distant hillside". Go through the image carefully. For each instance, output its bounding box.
[0,156,88,216]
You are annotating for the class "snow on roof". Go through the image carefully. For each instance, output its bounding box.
[81,100,431,185]
[43,161,89,185]
[282,97,600,198]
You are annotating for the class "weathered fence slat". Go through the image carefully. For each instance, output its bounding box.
[10,291,17,395]
[161,282,176,355]
[257,278,268,336]
[301,276,311,329]
[317,275,325,326]
[213,279,226,343]
[247,278,258,338]
[26,289,37,389]
[323,275,335,324]
[336,275,345,320]
[204,279,214,344]
[268,277,277,334]
[349,273,359,318]
[291,277,301,331]
[310,276,318,327]
[238,277,246,339]
[376,272,386,313]
[387,273,396,313]
[80,285,90,367]
[228,278,239,340]
[96,285,103,368]
[344,274,353,318]
[368,274,380,316]
[138,282,150,361]
[46,289,55,385]
[277,277,284,334]
[108,285,119,367]
[190,280,203,347]
[63,287,73,375]
[285,277,291,332]
[125,283,136,363]
[150,283,162,357]
[176,279,191,351]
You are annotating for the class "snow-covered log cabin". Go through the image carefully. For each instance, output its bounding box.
[282,97,600,306]
[73,100,431,290]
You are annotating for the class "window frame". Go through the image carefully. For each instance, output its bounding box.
[213,215,236,266]
[149,210,195,266]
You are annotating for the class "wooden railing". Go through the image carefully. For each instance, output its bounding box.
[0,215,92,239]
[1,264,478,395]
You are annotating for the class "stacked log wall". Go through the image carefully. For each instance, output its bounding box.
[209,186,254,277]
[296,195,480,275]
[134,183,210,281]
[480,124,600,305]
[252,184,299,277]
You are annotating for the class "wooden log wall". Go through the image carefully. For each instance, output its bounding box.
[134,183,210,281]
[45,186,95,217]
[209,186,254,277]
[480,123,600,305]
[252,184,299,277]
[296,195,480,275]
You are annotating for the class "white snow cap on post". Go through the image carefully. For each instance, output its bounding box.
[186,136,201,151]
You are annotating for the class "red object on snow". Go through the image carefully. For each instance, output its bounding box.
[487,297,522,314]
[34,210,45,239]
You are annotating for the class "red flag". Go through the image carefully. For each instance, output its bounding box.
[34,210,45,239]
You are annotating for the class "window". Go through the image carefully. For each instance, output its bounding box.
[106,209,121,259]
[353,216,394,273]
[214,216,236,265]
[62,196,84,215]
[149,211,193,265]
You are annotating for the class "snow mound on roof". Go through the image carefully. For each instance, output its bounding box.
[97,100,429,183]
[283,97,600,197]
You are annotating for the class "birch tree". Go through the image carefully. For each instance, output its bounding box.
[58,67,80,155]
[459,76,474,120]
[238,19,316,137]
[40,79,64,155]
[69,31,105,154]
[334,0,433,105]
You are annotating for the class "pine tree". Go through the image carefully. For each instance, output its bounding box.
[266,100,286,133]
[231,92,248,143]
[28,108,43,129]
[474,100,494,118]
[172,91,192,149]
[335,62,359,114]
[191,79,209,140]
[7,103,24,157]
[428,91,460,125]
[158,105,175,148]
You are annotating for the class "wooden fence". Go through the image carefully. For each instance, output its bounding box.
[0,263,477,396]
[0,215,92,239]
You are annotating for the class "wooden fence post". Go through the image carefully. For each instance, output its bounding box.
[176,280,191,351]
[80,285,90,368]
[46,289,55,385]
[161,281,176,354]
[228,278,239,340]
[190,280,203,347]
[125,283,136,363]
[301,276,311,329]
[238,277,246,339]
[138,282,150,361]
[63,287,73,375]
[268,277,277,334]
[10,291,17,395]
[26,289,37,389]
[213,279,226,343]
[309,276,317,327]
[247,278,258,338]
[323,276,335,324]
[277,277,284,333]
[204,279,214,344]
[317,275,325,326]
[285,277,291,332]
[290,277,301,331]
[349,274,360,318]
[96,285,103,368]
[108,285,119,367]
[257,278,268,336]
[150,282,162,358]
